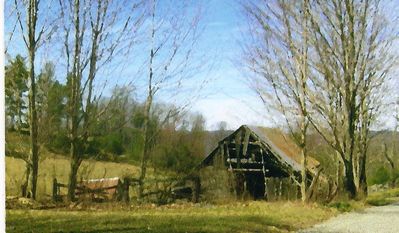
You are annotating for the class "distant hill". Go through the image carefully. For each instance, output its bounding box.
[203,129,234,156]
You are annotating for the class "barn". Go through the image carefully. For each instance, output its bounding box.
[198,125,321,201]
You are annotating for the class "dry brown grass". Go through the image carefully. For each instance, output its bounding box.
[5,154,141,200]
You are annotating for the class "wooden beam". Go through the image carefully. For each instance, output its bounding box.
[242,128,251,156]
[261,149,268,200]
[219,142,225,167]
[229,168,265,172]
[235,130,242,168]
[225,142,233,170]
[226,158,263,164]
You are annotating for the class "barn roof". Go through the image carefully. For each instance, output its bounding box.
[247,126,319,172]
[200,125,319,176]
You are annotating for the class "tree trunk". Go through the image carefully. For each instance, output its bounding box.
[138,2,155,200]
[336,153,345,195]
[138,94,152,200]
[300,146,307,202]
[28,46,39,200]
[357,150,368,199]
[67,144,81,201]
[67,119,81,201]
[67,0,82,202]
[306,167,323,201]
[343,159,357,199]
[21,164,31,197]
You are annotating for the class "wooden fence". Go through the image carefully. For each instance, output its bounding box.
[52,175,200,203]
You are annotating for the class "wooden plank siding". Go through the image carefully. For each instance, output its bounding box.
[198,125,322,201]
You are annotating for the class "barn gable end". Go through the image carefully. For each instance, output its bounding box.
[199,125,320,200]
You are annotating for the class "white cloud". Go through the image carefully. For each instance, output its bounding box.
[192,96,277,130]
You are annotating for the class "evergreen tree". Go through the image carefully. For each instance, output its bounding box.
[5,55,29,131]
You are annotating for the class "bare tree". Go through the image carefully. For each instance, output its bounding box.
[306,0,398,198]
[242,0,398,200]
[242,0,321,202]
[136,0,208,200]
[59,0,145,201]
[13,0,57,199]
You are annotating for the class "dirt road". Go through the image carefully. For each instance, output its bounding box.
[300,202,399,233]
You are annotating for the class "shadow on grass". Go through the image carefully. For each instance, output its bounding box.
[7,212,294,233]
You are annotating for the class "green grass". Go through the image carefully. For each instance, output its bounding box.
[366,188,399,206]
[327,201,362,212]
[6,201,337,233]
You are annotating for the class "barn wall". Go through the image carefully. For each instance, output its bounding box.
[199,154,236,203]
[265,177,298,201]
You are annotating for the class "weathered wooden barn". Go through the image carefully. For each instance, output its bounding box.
[198,125,321,201]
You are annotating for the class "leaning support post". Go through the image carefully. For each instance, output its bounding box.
[192,176,201,203]
[226,143,233,171]
[261,149,268,201]
[52,178,58,202]
[219,142,225,167]
[235,132,242,168]
[242,128,250,156]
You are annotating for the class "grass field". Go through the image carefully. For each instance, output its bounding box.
[5,155,142,199]
[5,131,396,233]
[5,131,172,200]
[6,201,337,233]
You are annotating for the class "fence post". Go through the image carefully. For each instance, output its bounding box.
[123,177,130,203]
[192,176,201,203]
[52,178,58,202]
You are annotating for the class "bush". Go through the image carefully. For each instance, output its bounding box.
[328,202,352,212]
[91,134,125,157]
[369,166,390,185]
[153,143,199,174]
[48,133,70,154]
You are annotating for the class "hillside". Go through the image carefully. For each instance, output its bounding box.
[5,132,149,199]
[5,156,143,199]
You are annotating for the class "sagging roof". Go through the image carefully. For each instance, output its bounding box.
[200,125,319,176]
[247,126,319,172]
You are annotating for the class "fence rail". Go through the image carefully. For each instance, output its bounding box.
[52,175,201,203]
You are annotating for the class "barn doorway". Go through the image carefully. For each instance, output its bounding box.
[245,172,266,200]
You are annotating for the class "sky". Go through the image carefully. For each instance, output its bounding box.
[5,0,398,131]
[184,0,274,130]
[5,0,274,131]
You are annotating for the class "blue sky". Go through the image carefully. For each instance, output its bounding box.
[188,0,274,130]
[5,0,273,130]
[6,0,397,131]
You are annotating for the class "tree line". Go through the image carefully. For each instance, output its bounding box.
[6,0,209,201]
[242,0,399,200]
[5,54,215,199]
[6,0,398,203]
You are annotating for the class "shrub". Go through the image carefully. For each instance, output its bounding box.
[48,133,70,154]
[328,202,351,212]
[369,166,390,185]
